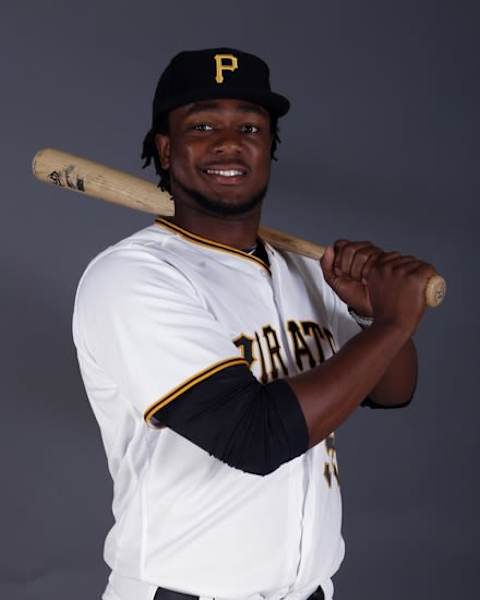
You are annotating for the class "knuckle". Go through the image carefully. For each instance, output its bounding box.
[350,241,371,250]
[357,247,377,261]
[419,263,436,277]
[421,262,435,271]
[366,250,382,265]
[411,272,427,286]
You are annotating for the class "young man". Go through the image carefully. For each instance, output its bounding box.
[73,48,435,600]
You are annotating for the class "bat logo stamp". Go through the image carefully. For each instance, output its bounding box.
[48,165,85,192]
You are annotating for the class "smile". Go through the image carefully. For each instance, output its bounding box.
[203,168,247,178]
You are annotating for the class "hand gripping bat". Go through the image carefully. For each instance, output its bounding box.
[32,148,446,308]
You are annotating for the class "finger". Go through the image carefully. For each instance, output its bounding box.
[332,239,351,275]
[335,241,369,275]
[375,251,402,266]
[321,246,349,297]
[320,245,335,282]
[371,255,418,270]
[388,256,421,271]
[360,250,383,281]
[351,246,383,280]
[404,261,436,278]
[333,241,378,278]
[363,251,403,282]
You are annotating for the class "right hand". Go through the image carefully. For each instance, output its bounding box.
[364,250,437,335]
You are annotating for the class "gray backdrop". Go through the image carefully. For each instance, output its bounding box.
[2,1,478,599]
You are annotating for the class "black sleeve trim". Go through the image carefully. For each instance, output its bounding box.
[361,395,414,409]
[144,357,248,423]
[150,364,309,476]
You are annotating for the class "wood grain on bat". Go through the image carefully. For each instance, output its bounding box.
[32,148,175,216]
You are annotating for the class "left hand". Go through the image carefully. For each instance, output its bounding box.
[320,239,385,317]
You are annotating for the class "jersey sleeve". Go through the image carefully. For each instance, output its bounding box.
[72,247,248,421]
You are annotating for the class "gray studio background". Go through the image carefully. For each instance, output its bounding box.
[1,1,478,599]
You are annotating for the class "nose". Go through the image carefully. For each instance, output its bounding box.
[211,127,243,154]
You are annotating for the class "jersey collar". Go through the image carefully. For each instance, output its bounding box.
[154,217,272,275]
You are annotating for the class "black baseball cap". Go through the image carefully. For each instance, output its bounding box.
[149,47,290,127]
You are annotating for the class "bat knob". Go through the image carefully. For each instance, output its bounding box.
[425,274,446,308]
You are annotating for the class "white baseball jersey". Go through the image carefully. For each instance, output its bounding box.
[72,217,362,600]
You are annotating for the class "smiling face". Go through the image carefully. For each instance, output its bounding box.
[155,98,273,217]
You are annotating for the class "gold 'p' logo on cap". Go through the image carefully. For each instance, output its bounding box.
[214,53,238,84]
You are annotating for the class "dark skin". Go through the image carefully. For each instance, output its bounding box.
[156,98,436,448]
[155,99,269,248]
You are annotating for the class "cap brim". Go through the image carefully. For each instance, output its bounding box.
[154,87,290,119]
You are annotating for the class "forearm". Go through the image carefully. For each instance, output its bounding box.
[286,322,412,448]
[369,338,417,407]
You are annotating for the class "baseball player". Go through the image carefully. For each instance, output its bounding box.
[72,48,435,600]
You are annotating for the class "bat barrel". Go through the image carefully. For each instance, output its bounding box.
[32,148,175,216]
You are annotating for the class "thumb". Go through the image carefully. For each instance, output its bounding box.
[320,245,335,283]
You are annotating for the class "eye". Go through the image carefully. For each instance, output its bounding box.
[241,124,260,134]
[191,123,213,132]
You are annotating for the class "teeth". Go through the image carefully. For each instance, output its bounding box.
[205,169,244,177]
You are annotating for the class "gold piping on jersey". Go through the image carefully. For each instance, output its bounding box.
[144,356,249,424]
[154,217,271,274]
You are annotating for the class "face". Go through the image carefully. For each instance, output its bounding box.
[155,98,273,217]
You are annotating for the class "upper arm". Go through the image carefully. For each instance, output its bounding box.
[73,248,246,420]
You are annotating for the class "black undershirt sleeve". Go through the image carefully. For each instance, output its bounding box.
[150,363,309,476]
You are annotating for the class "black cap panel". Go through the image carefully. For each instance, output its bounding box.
[151,47,290,126]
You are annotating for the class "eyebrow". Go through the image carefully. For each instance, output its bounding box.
[184,101,268,117]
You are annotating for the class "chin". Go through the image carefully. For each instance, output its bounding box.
[175,178,268,217]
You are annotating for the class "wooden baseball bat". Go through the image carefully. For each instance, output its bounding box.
[32,148,446,308]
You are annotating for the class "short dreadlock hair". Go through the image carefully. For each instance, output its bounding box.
[141,113,281,194]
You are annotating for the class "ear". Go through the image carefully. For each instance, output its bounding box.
[155,133,171,170]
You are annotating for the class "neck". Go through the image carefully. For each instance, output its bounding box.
[169,204,262,250]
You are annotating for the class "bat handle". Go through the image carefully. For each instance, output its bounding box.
[258,225,446,308]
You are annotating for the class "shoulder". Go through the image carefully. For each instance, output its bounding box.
[73,224,199,319]
[78,224,190,286]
